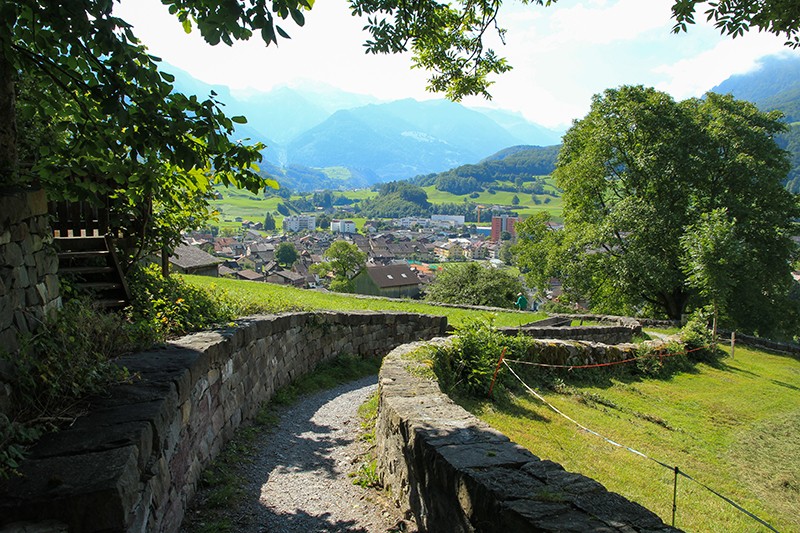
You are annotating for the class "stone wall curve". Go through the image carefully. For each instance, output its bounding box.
[376,338,678,532]
[0,311,447,533]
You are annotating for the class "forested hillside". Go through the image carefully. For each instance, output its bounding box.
[413,145,560,194]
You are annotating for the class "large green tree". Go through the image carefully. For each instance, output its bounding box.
[312,240,367,292]
[515,86,799,335]
[275,241,298,267]
[2,1,798,263]
[424,262,523,308]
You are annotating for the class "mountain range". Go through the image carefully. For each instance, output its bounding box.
[166,65,564,189]
[711,53,800,193]
[166,53,800,192]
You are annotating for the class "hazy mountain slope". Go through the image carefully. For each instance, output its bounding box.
[471,108,565,145]
[159,64,571,190]
[712,54,800,192]
[712,55,800,103]
[287,99,524,181]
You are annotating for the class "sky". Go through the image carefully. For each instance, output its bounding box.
[116,0,798,129]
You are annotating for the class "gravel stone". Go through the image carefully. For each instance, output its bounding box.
[182,376,416,533]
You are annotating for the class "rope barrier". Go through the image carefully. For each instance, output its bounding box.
[501,359,781,532]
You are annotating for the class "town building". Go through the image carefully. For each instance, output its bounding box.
[352,263,422,298]
[330,219,357,234]
[283,215,316,232]
[168,244,223,276]
[490,215,518,242]
[431,214,465,226]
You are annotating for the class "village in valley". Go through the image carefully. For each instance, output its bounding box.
[172,211,536,301]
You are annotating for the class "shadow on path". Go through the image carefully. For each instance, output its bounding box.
[183,375,402,533]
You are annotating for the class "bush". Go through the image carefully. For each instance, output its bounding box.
[127,264,238,341]
[434,319,534,396]
[680,308,718,361]
[0,298,136,478]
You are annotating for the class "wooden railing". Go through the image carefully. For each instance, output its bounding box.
[48,197,110,237]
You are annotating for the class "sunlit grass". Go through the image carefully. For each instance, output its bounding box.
[183,275,545,328]
[459,345,800,532]
[420,185,563,220]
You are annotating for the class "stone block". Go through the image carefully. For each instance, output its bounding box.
[0,230,10,246]
[13,310,30,335]
[2,242,23,267]
[26,189,48,217]
[0,445,140,532]
[10,222,29,243]
[0,328,18,355]
[44,274,59,299]
[44,251,59,275]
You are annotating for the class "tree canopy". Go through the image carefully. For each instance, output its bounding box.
[275,242,298,267]
[514,86,799,336]
[424,262,523,308]
[312,240,367,291]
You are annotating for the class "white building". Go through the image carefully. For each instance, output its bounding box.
[283,215,316,232]
[330,219,357,234]
[431,215,465,226]
[397,217,430,228]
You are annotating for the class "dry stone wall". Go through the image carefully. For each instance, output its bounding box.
[0,311,447,533]
[0,188,60,415]
[376,339,678,532]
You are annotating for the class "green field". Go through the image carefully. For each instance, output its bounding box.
[421,184,564,220]
[461,345,800,532]
[184,275,544,328]
[209,176,564,230]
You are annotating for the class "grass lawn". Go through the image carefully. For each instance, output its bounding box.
[421,185,564,220]
[459,346,800,532]
[183,275,545,328]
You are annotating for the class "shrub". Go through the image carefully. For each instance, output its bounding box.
[434,319,534,396]
[127,264,238,341]
[0,298,135,478]
[681,308,718,361]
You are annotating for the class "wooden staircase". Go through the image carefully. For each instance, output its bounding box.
[50,199,131,309]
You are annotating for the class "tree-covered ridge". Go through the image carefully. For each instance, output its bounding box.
[413,145,560,193]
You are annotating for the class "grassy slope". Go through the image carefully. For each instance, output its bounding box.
[421,184,564,221]
[461,346,800,532]
[184,275,797,530]
[183,275,543,328]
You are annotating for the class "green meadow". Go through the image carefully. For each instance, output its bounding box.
[461,345,800,532]
[184,275,543,327]
[184,275,798,532]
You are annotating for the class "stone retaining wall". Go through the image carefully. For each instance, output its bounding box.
[500,314,643,345]
[376,339,677,532]
[0,311,447,533]
[0,188,60,416]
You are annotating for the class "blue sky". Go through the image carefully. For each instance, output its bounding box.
[117,0,797,129]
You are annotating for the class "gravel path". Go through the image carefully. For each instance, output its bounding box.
[182,375,415,533]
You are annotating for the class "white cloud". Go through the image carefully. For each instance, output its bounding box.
[115,0,800,129]
[653,33,789,99]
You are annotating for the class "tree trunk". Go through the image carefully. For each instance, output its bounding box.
[0,52,18,186]
[161,246,170,278]
[661,287,688,322]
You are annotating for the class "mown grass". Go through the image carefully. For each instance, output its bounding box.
[183,275,545,328]
[458,345,800,532]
